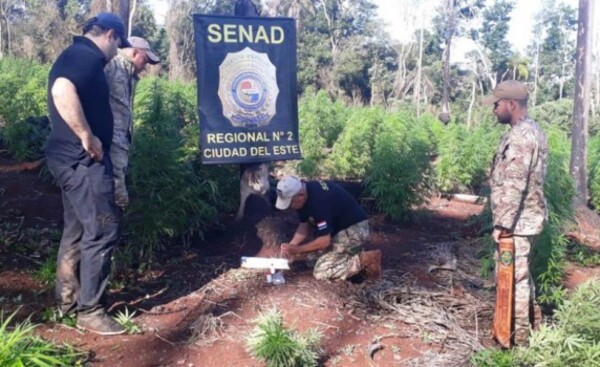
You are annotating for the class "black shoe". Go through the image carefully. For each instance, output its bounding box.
[76,309,126,336]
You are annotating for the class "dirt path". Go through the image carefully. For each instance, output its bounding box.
[2,163,496,366]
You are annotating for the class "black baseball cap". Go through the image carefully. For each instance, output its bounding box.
[84,13,131,48]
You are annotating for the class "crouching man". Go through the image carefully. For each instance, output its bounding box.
[277,176,381,280]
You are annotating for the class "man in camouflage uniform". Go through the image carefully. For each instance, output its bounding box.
[105,36,159,208]
[276,176,381,281]
[484,80,548,345]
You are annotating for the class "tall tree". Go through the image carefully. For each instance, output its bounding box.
[118,0,130,37]
[479,0,514,83]
[570,0,594,205]
[533,0,577,102]
[166,0,238,81]
[434,0,484,123]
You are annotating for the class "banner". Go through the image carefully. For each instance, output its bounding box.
[193,14,302,164]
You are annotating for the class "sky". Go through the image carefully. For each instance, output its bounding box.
[375,0,581,54]
[148,0,585,56]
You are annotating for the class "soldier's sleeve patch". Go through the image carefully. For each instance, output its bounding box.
[317,221,328,230]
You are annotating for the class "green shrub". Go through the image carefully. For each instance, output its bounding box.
[588,133,600,209]
[2,116,50,161]
[473,280,600,367]
[296,89,348,178]
[0,311,83,366]
[470,348,517,367]
[433,119,501,193]
[246,309,322,367]
[516,280,600,367]
[532,127,574,307]
[124,78,237,261]
[366,113,433,221]
[531,99,574,135]
[325,107,384,179]
[0,58,49,125]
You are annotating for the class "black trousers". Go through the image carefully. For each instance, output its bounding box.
[47,155,119,314]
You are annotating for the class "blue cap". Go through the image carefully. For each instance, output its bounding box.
[84,13,131,48]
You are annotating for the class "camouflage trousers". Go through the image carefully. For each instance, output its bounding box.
[109,145,130,208]
[495,235,536,344]
[311,220,369,281]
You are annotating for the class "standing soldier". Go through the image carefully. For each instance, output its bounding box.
[484,80,548,345]
[276,176,382,281]
[105,36,160,208]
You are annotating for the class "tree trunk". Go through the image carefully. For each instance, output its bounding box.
[6,12,10,57]
[119,0,129,38]
[414,23,424,116]
[106,0,111,11]
[439,0,454,124]
[532,36,541,106]
[570,0,593,207]
[128,0,137,37]
[0,15,3,59]
[467,79,476,128]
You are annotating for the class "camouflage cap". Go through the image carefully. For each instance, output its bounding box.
[483,80,528,105]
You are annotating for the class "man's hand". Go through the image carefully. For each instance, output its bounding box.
[280,243,299,258]
[492,228,502,243]
[493,227,512,243]
[82,134,103,161]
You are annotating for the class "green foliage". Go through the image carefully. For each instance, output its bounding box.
[1,116,50,161]
[0,58,49,124]
[0,58,50,161]
[529,99,591,135]
[534,2,577,102]
[470,348,517,367]
[0,311,83,367]
[472,281,600,366]
[479,0,514,78]
[325,107,384,179]
[246,309,322,367]
[297,89,348,178]
[433,119,501,193]
[532,127,574,306]
[366,113,433,221]
[40,308,76,328]
[588,133,600,209]
[567,243,600,267]
[515,280,600,367]
[124,78,237,261]
[114,308,142,335]
[33,257,56,286]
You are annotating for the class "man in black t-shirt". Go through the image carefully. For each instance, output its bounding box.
[277,176,381,281]
[45,13,130,336]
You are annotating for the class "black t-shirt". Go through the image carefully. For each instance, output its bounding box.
[298,181,367,237]
[45,36,113,164]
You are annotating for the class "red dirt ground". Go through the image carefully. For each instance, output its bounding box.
[1,160,594,367]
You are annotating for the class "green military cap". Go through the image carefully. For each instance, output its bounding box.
[483,80,528,105]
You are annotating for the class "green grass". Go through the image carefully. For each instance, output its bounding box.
[33,257,56,285]
[114,308,142,335]
[0,310,84,366]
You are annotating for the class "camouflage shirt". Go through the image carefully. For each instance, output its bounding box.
[490,116,548,235]
[104,50,138,151]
